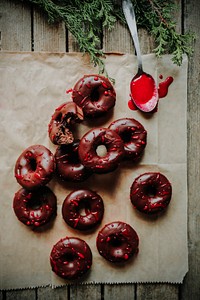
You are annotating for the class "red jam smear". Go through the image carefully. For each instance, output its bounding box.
[158,76,174,98]
[128,99,138,111]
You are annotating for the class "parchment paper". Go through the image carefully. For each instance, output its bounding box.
[0,52,188,290]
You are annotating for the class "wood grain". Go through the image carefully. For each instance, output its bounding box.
[68,31,80,52]
[0,0,31,51]
[6,289,36,300]
[137,284,179,300]
[33,9,66,52]
[181,0,200,298]
[103,20,134,53]
[104,284,135,300]
[69,285,101,300]
[37,286,69,300]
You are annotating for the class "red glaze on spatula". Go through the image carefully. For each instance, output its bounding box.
[130,70,159,112]
[122,0,159,112]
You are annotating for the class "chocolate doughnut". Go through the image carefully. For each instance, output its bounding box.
[78,128,124,174]
[72,75,116,118]
[50,237,92,280]
[14,145,55,190]
[96,221,139,263]
[55,140,92,182]
[130,172,172,214]
[109,118,147,161]
[48,101,83,145]
[62,189,104,231]
[13,186,57,228]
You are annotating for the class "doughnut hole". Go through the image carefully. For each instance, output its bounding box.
[90,88,100,102]
[27,158,37,172]
[77,199,91,216]
[121,130,133,143]
[62,252,77,264]
[107,235,125,258]
[144,184,158,197]
[26,195,42,210]
[108,235,123,247]
[96,145,108,157]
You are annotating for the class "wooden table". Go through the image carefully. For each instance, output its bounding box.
[0,0,199,299]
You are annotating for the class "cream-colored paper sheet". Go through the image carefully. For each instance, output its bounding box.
[0,52,188,289]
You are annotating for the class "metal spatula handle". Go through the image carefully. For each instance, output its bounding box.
[122,0,143,71]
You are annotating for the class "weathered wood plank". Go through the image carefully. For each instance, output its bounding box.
[68,31,80,52]
[37,285,69,300]
[0,0,31,51]
[137,28,155,54]
[103,20,134,54]
[181,0,200,298]
[0,291,4,300]
[6,289,36,300]
[69,284,101,300]
[33,8,66,52]
[137,284,179,300]
[104,284,135,300]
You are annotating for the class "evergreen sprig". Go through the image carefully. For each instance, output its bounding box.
[21,0,195,74]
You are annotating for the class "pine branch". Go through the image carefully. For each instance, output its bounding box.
[20,0,195,74]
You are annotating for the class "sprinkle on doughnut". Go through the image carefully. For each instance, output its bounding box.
[14,145,55,190]
[96,221,139,263]
[78,128,124,174]
[130,172,172,214]
[50,237,92,280]
[109,118,147,161]
[13,186,57,228]
[72,75,116,118]
[62,189,104,231]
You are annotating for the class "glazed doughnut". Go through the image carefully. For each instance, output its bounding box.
[72,75,116,118]
[78,128,124,174]
[96,221,139,263]
[130,172,172,214]
[13,186,57,228]
[14,145,55,190]
[109,118,147,161]
[50,237,92,280]
[55,140,92,182]
[62,189,104,231]
[48,101,83,145]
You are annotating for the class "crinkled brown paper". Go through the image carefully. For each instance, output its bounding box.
[0,52,188,289]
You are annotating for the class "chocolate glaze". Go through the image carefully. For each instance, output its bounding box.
[48,101,83,145]
[109,118,147,161]
[78,128,124,174]
[96,221,139,263]
[14,145,55,190]
[62,189,104,231]
[72,75,116,118]
[130,172,172,214]
[13,186,57,228]
[55,140,92,182]
[50,237,92,280]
